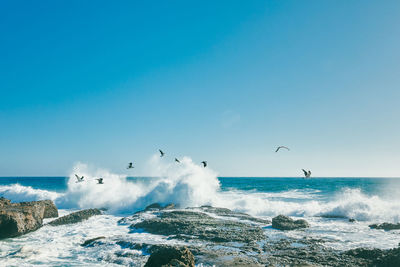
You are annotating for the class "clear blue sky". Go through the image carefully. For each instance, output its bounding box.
[1,1,399,177]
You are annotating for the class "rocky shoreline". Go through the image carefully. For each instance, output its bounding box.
[1,197,399,266]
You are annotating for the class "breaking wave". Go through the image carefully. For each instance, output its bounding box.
[1,156,400,223]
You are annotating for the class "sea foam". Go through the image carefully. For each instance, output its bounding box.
[1,156,400,223]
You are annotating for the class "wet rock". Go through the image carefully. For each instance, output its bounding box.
[369,222,400,231]
[199,206,270,224]
[272,215,309,230]
[144,246,195,267]
[0,198,58,239]
[145,203,176,211]
[48,208,101,226]
[131,209,265,243]
[145,203,163,211]
[81,236,106,247]
[345,246,400,267]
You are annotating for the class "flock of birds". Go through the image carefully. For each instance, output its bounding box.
[74,146,311,184]
[74,149,207,184]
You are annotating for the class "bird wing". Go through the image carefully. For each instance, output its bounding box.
[302,169,307,176]
[275,147,280,152]
[282,146,290,150]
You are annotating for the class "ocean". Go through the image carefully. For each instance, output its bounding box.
[0,158,399,266]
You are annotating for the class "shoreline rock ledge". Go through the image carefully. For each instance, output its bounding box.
[0,197,58,239]
[48,208,102,226]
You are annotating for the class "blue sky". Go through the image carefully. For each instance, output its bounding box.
[1,1,399,177]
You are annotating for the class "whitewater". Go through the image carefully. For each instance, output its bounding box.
[1,155,400,266]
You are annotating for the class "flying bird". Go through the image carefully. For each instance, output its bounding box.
[175,158,180,163]
[127,162,134,169]
[75,174,84,183]
[159,149,165,157]
[201,161,207,168]
[96,178,104,184]
[302,169,311,178]
[275,146,290,152]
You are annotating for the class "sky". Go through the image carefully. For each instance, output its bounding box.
[1,0,399,177]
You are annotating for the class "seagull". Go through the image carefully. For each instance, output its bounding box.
[159,149,165,157]
[275,146,290,152]
[127,162,134,169]
[75,174,84,183]
[95,178,104,184]
[201,161,207,168]
[302,169,311,178]
[175,158,180,163]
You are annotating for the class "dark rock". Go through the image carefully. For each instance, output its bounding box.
[199,206,270,224]
[345,246,400,267]
[48,208,101,226]
[145,203,163,211]
[272,215,310,230]
[369,222,400,231]
[81,236,105,247]
[0,198,58,239]
[132,210,265,243]
[348,218,356,223]
[144,246,195,267]
[145,203,176,211]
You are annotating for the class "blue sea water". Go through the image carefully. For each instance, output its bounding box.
[0,160,399,266]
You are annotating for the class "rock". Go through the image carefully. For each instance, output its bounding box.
[16,200,58,218]
[132,209,265,243]
[348,218,356,223]
[48,208,101,226]
[369,222,400,231]
[345,246,400,267]
[0,198,58,239]
[144,246,195,267]
[164,203,175,210]
[377,246,400,266]
[272,215,309,230]
[145,203,176,211]
[145,203,163,211]
[81,236,106,247]
[0,197,11,207]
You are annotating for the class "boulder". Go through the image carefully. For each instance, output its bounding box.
[369,222,400,231]
[144,246,195,267]
[48,208,101,226]
[15,200,58,219]
[272,215,309,230]
[0,198,58,239]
